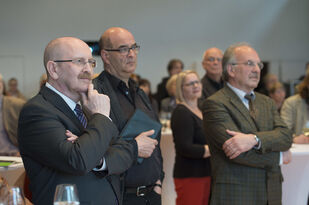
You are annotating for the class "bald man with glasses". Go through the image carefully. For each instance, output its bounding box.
[18,37,135,205]
[93,27,163,205]
[202,42,292,205]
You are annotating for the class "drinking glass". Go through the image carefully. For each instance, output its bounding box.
[7,187,25,205]
[53,184,80,205]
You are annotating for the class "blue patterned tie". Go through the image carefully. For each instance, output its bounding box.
[74,104,87,128]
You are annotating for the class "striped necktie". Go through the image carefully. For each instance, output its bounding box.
[74,104,87,128]
[244,94,256,119]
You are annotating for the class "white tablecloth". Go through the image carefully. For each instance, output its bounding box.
[161,129,176,205]
[0,156,25,187]
[282,144,309,205]
[160,131,309,205]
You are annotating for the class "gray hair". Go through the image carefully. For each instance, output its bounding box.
[222,42,251,82]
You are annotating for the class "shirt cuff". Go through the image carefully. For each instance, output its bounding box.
[279,152,283,165]
[92,158,107,171]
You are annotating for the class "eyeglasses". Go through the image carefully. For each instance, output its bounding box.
[183,80,201,87]
[53,58,96,68]
[104,44,140,55]
[231,60,264,70]
[207,57,222,62]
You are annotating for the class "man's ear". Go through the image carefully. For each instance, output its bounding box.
[46,61,59,80]
[227,64,235,78]
[101,50,110,64]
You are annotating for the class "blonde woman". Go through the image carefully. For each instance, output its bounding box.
[171,70,211,205]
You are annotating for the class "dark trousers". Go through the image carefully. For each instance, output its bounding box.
[123,190,161,205]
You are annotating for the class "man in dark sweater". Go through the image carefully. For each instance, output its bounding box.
[93,27,164,205]
[200,47,224,101]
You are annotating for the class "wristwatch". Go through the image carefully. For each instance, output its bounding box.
[253,135,261,150]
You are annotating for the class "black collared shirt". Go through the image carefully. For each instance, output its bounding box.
[103,72,163,187]
[201,74,224,100]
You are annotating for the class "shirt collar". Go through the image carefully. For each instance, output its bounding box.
[45,82,77,112]
[227,83,255,101]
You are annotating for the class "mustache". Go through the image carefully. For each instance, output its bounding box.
[78,72,92,80]
[249,73,259,78]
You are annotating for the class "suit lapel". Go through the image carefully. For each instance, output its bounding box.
[40,86,84,131]
[223,86,258,131]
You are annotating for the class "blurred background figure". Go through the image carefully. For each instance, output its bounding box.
[281,74,309,144]
[139,78,159,115]
[269,82,286,112]
[160,74,178,119]
[0,74,25,156]
[171,70,211,205]
[298,62,309,81]
[156,59,184,108]
[6,77,26,100]
[257,73,279,96]
[130,73,141,84]
[39,73,47,88]
[200,47,224,100]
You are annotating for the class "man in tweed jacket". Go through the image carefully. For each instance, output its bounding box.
[202,43,292,205]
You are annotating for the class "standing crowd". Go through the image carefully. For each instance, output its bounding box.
[1,26,309,205]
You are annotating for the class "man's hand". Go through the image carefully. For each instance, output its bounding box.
[293,134,309,144]
[135,130,158,158]
[283,150,292,164]
[66,130,78,143]
[223,129,257,159]
[80,84,110,117]
[153,179,162,195]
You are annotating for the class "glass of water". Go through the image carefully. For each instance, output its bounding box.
[53,184,80,205]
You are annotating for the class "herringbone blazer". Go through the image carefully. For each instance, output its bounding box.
[202,85,292,205]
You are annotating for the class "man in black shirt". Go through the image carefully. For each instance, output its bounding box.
[93,27,164,205]
[200,47,224,100]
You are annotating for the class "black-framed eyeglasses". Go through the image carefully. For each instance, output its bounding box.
[231,60,264,70]
[183,80,201,87]
[104,44,140,55]
[53,58,96,68]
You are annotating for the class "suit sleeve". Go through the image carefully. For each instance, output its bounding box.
[203,98,280,169]
[254,98,292,154]
[18,103,121,175]
[171,106,205,159]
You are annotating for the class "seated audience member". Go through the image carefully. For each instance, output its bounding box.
[257,73,279,96]
[160,74,178,116]
[156,59,184,107]
[269,82,286,112]
[171,70,211,205]
[0,74,25,156]
[281,74,309,144]
[6,77,26,100]
[139,78,159,115]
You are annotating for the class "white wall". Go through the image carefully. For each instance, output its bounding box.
[0,0,308,97]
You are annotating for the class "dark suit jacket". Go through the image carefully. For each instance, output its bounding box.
[18,86,135,205]
[202,85,292,205]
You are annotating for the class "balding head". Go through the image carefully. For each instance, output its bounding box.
[99,27,138,84]
[43,37,94,102]
[44,37,89,70]
[99,27,133,51]
[202,47,223,82]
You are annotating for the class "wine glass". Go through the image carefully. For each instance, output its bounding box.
[7,187,25,205]
[53,184,80,205]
